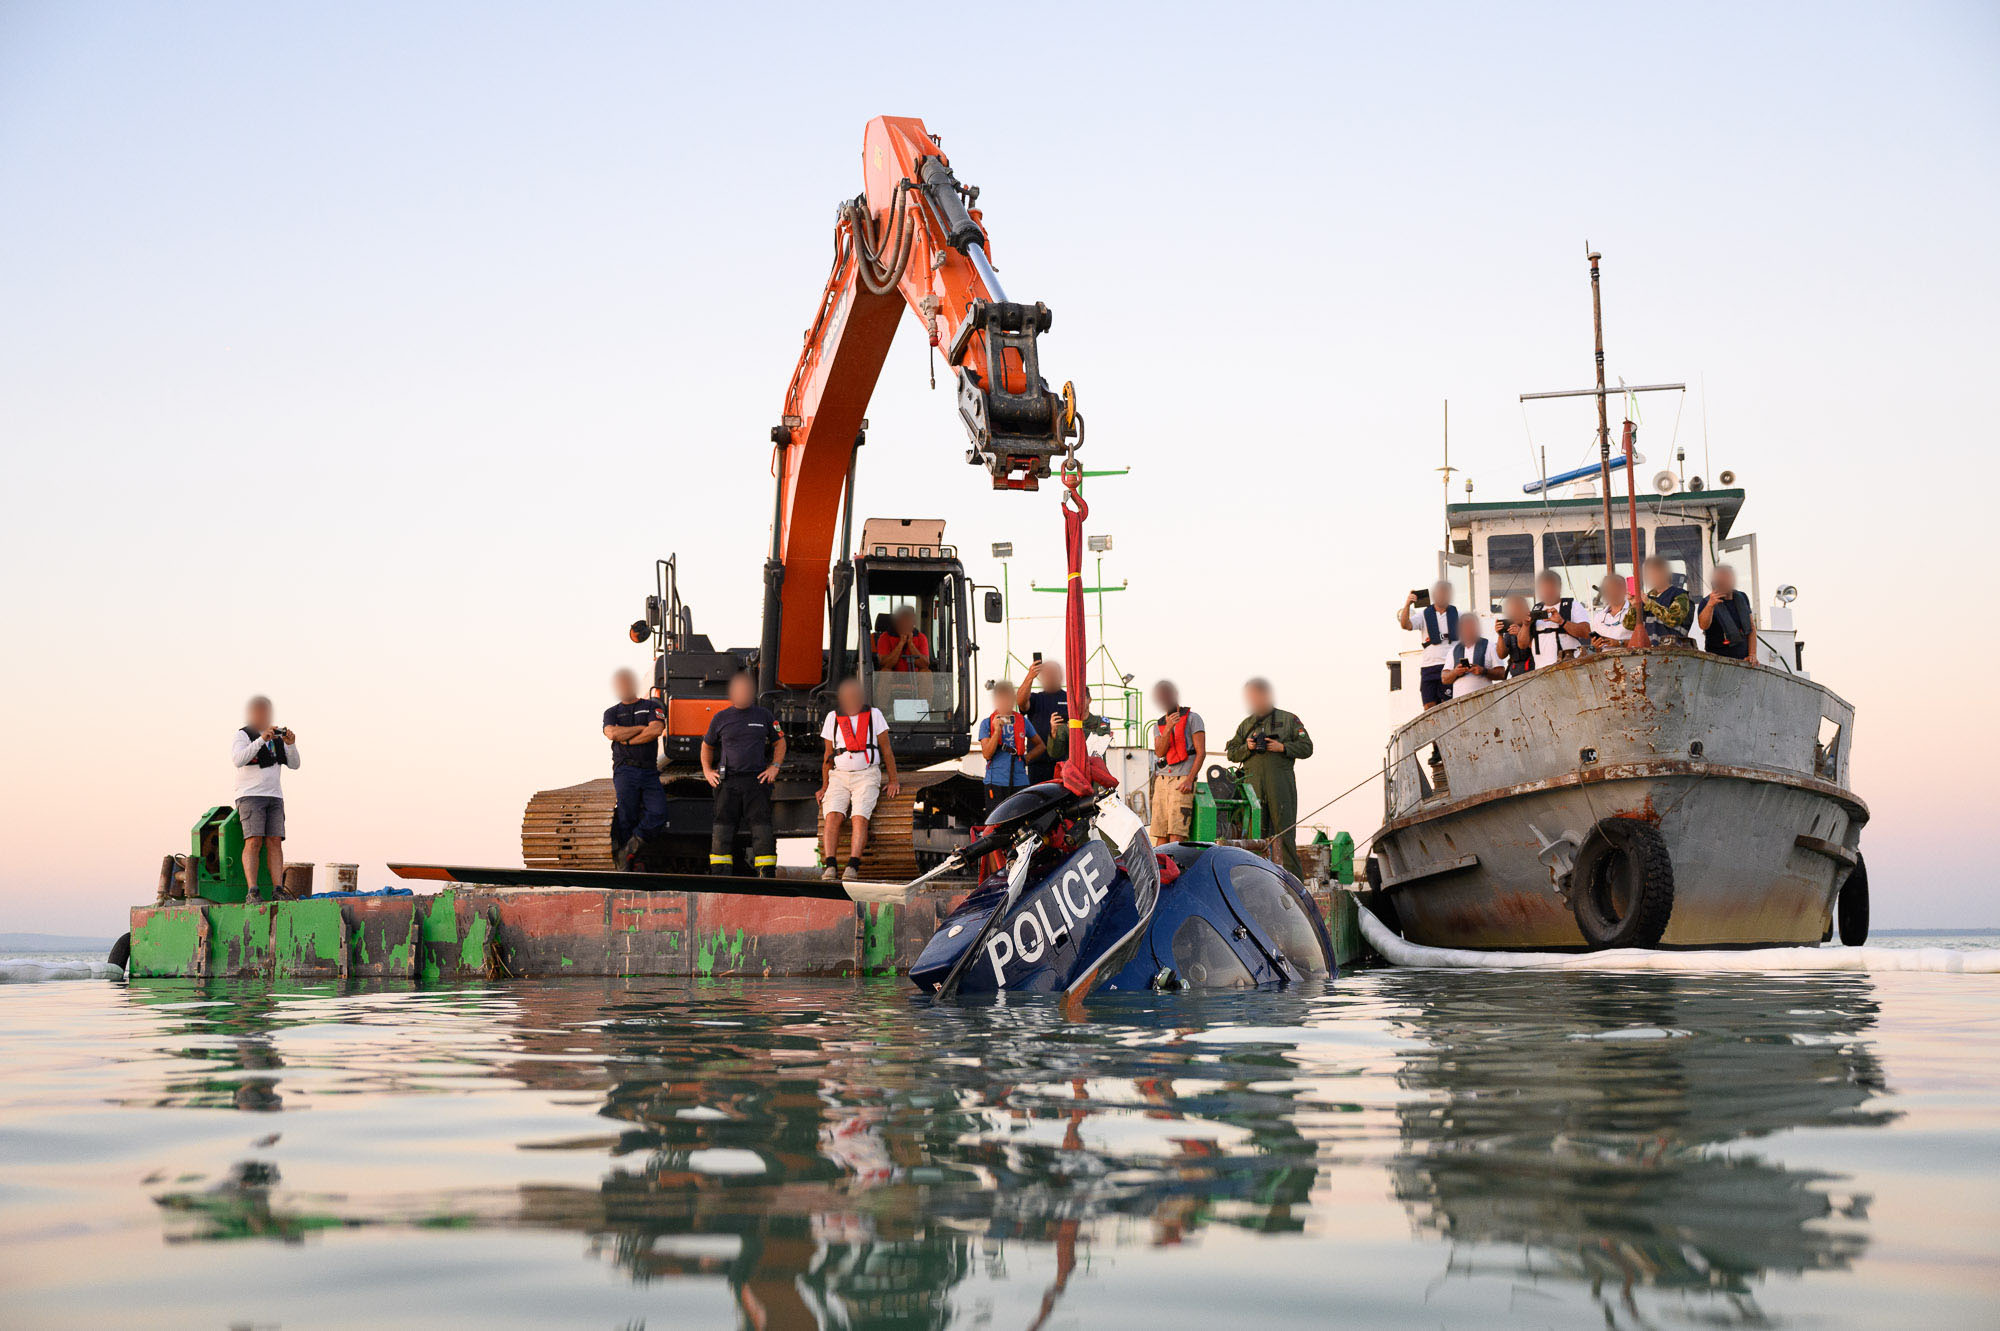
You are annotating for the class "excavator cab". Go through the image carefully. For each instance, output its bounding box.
[852,518,974,764]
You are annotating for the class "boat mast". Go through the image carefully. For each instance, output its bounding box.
[1588,247,1616,588]
[1519,249,1684,615]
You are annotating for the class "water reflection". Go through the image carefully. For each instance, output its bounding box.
[126,971,1899,1328]
[1381,971,1892,1321]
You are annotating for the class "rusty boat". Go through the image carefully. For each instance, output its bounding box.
[1372,646,1865,950]
[1370,250,1866,951]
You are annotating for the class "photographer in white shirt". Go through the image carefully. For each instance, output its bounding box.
[1590,575,1635,650]
[229,695,299,895]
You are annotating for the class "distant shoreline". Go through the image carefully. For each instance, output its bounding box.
[0,933,116,952]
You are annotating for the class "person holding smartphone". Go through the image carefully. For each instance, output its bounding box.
[1017,656,1072,785]
[1397,580,1459,709]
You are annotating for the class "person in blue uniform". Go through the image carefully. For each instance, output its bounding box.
[1018,659,1069,786]
[603,668,668,870]
[701,670,785,877]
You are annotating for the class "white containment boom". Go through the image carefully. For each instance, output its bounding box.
[1357,906,2000,974]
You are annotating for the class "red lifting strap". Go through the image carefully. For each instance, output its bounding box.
[1059,468,1116,796]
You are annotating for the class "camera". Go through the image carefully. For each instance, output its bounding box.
[1411,588,1431,608]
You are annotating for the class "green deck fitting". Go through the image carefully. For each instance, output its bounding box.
[131,908,204,977]
[272,899,345,975]
[863,904,898,976]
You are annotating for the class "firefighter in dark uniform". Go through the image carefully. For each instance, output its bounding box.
[603,668,668,870]
[701,670,785,877]
[1224,676,1314,879]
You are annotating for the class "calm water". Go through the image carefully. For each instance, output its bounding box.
[4,964,1999,1329]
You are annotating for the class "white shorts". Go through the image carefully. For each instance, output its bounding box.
[824,767,884,819]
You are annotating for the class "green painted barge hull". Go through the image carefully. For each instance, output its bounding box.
[128,885,938,981]
[129,881,1367,981]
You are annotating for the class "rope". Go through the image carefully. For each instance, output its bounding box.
[1262,674,1536,851]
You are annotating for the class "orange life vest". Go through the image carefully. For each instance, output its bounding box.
[835,710,877,761]
[989,712,1029,757]
[1155,709,1192,765]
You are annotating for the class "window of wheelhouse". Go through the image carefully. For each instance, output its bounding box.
[1653,525,1706,597]
[1541,528,1643,604]
[1485,534,1535,612]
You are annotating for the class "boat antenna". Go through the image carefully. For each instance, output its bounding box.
[1701,371,1712,484]
[1437,398,1457,551]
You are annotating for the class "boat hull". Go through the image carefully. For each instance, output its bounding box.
[1371,650,1866,950]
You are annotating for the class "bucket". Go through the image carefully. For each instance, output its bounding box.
[281,863,315,900]
[325,863,360,895]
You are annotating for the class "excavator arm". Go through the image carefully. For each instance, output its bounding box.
[763,115,1078,689]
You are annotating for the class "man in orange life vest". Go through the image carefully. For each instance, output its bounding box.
[1147,680,1206,844]
[815,677,900,882]
[976,680,1046,815]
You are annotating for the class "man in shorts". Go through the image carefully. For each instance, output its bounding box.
[1147,680,1206,844]
[816,677,901,881]
[230,695,299,897]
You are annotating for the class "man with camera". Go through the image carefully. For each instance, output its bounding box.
[1440,613,1507,699]
[1397,580,1459,710]
[1525,570,1591,669]
[1224,677,1313,878]
[1494,594,1537,678]
[1590,574,1635,649]
[230,695,299,898]
[1698,564,1758,662]
[1147,680,1206,845]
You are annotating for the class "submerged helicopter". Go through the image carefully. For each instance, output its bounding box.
[906,778,1336,998]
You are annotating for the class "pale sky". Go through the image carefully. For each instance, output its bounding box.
[2,2,1995,935]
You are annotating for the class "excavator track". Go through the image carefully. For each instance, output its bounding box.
[521,779,617,870]
[520,768,975,877]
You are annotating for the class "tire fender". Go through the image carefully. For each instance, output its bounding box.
[1568,817,1676,950]
[1837,853,1870,947]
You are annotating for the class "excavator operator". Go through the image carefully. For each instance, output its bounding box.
[874,605,931,673]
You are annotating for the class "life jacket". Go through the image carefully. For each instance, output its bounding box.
[1450,639,1492,672]
[989,712,1029,757]
[240,725,286,768]
[1530,597,1579,663]
[1706,590,1752,654]
[1505,631,1534,677]
[1156,709,1192,765]
[834,709,879,763]
[1420,605,1459,647]
[1637,578,1693,644]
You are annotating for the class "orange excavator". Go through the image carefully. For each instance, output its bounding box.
[522,116,1081,877]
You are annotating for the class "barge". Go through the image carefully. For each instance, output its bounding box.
[124,837,1367,980]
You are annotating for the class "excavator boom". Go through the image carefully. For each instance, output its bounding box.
[766,115,1075,688]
